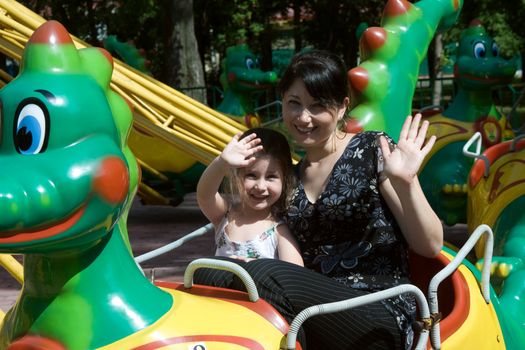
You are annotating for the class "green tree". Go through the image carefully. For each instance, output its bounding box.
[459,0,524,58]
[440,0,525,66]
[300,0,385,67]
[18,1,160,72]
[193,0,290,82]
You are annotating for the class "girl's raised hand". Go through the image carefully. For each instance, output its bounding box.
[220,132,263,168]
[379,114,436,184]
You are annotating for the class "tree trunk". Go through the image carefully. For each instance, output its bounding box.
[162,0,207,104]
[431,33,443,106]
[293,0,302,52]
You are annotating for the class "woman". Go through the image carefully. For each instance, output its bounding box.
[195,50,442,349]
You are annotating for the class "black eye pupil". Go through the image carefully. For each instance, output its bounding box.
[16,126,33,151]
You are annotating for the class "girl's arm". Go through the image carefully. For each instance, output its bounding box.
[276,224,304,266]
[196,156,230,226]
[196,133,262,226]
[379,114,443,258]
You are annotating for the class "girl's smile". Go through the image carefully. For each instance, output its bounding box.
[240,156,283,215]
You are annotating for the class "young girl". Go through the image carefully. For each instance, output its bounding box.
[196,127,303,266]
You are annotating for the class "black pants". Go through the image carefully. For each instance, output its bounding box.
[193,257,403,350]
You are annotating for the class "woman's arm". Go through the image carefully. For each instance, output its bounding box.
[378,114,442,257]
[196,133,262,226]
[276,224,304,266]
[380,177,442,257]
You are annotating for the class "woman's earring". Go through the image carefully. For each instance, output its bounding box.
[332,129,337,153]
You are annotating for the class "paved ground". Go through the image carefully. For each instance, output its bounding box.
[0,194,469,313]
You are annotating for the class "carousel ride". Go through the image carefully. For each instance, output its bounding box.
[418,20,519,226]
[0,0,524,349]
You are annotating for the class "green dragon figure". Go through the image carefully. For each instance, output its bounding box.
[418,20,518,225]
[346,0,464,140]
[0,19,169,349]
[0,20,290,350]
[217,44,278,127]
[103,35,151,74]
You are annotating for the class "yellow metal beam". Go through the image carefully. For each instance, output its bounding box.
[0,254,23,284]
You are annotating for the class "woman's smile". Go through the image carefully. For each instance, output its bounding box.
[282,78,344,149]
[295,125,317,134]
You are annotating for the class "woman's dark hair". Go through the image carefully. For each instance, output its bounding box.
[278,50,349,110]
[230,127,295,218]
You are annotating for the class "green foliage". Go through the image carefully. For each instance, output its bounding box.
[447,0,525,58]
[17,0,525,87]
[18,0,161,73]
[299,0,385,66]
[194,0,287,51]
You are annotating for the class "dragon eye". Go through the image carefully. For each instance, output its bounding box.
[14,99,49,154]
[491,42,499,57]
[473,42,486,58]
[245,57,255,69]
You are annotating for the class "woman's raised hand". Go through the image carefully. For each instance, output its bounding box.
[379,114,436,184]
[220,132,263,168]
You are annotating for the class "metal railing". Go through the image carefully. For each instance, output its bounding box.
[135,220,496,350]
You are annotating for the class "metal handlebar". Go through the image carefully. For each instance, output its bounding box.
[183,258,259,302]
[427,224,494,349]
[462,132,490,177]
[286,284,430,350]
[135,223,213,264]
[510,133,525,152]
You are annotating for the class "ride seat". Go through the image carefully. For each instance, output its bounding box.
[470,139,525,187]
[409,251,470,346]
[154,281,301,349]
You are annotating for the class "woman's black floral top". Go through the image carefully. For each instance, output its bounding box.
[285,131,411,291]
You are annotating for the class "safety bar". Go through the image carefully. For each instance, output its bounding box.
[418,104,443,114]
[510,133,525,152]
[428,224,494,349]
[462,132,489,177]
[134,223,213,264]
[257,101,283,127]
[254,100,282,112]
[183,258,259,302]
[285,284,430,350]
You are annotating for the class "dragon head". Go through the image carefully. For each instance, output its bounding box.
[0,21,138,253]
[454,19,518,91]
[220,44,277,93]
